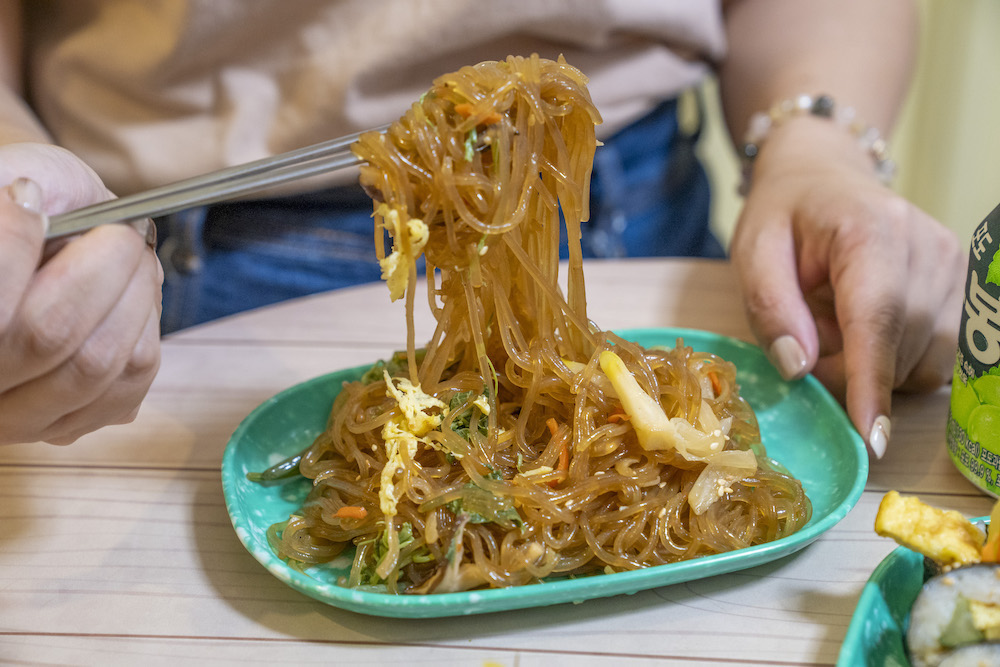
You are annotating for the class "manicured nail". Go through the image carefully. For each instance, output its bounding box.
[131,218,157,248]
[9,178,49,235]
[9,177,42,215]
[869,415,891,459]
[768,335,808,380]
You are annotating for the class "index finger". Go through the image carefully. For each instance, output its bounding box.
[831,238,907,458]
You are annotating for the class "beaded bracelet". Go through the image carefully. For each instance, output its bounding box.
[738,93,897,196]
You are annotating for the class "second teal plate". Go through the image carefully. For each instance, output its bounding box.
[838,518,990,666]
[221,327,868,618]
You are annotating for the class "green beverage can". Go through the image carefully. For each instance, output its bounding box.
[948,202,1000,496]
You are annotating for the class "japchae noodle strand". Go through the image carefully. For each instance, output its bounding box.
[262,54,811,594]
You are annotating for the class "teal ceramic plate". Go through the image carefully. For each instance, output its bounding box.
[838,518,990,666]
[222,327,867,618]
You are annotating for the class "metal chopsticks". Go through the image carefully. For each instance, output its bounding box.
[45,125,388,240]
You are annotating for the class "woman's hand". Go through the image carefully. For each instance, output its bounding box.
[730,118,966,457]
[0,143,163,445]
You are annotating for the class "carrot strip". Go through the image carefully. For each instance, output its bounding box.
[547,441,570,488]
[454,102,502,125]
[708,371,722,397]
[334,506,368,520]
[556,441,569,473]
[546,417,559,437]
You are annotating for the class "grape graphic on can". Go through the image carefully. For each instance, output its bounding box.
[948,202,1000,496]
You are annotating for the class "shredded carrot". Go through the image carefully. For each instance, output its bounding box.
[556,441,569,473]
[708,370,722,397]
[334,506,368,520]
[546,417,559,437]
[546,441,570,488]
[607,402,630,423]
[453,102,502,125]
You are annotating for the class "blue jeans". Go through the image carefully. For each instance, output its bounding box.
[157,97,721,334]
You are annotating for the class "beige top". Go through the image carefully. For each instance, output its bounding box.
[25,0,726,196]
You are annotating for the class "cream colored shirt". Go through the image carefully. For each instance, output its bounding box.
[26,0,726,196]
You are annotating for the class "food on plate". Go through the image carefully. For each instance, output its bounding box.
[252,55,812,594]
[875,490,985,570]
[875,491,1000,666]
[908,566,1000,667]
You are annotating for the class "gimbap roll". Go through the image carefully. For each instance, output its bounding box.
[938,642,1000,666]
[907,564,1000,667]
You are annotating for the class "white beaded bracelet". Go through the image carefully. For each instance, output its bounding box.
[738,93,897,196]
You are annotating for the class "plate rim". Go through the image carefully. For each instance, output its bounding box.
[222,326,868,618]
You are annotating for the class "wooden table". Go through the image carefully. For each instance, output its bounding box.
[1,258,989,666]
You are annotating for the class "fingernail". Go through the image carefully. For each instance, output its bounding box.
[131,218,157,248]
[768,335,808,380]
[9,178,50,237]
[869,415,891,459]
[9,177,41,214]
[8,178,49,234]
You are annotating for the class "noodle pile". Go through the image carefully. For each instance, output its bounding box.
[262,55,811,594]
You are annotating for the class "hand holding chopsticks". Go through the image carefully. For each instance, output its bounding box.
[0,155,162,446]
[45,125,386,240]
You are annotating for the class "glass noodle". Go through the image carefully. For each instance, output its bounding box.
[264,55,811,594]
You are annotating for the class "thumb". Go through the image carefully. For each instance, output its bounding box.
[0,143,113,214]
[0,179,48,325]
